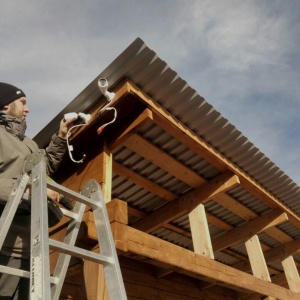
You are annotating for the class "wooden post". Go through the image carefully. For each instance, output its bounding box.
[83,140,113,299]
[189,204,214,259]
[82,258,109,300]
[281,255,300,293]
[100,141,113,204]
[245,235,276,300]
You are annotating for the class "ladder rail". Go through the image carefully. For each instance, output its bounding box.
[50,201,85,300]
[0,173,30,249]
[0,153,128,300]
[30,159,52,300]
[82,180,128,300]
[46,180,100,209]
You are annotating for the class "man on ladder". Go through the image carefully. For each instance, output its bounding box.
[0,82,74,299]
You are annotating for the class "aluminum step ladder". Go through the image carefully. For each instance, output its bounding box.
[0,152,127,300]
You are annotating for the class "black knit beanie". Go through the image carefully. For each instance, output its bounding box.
[0,82,26,109]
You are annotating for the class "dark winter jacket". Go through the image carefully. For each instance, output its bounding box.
[0,113,67,258]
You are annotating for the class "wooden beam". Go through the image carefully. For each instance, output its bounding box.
[113,161,177,202]
[189,204,214,259]
[232,238,300,272]
[245,235,271,282]
[114,134,294,254]
[212,209,288,252]
[99,141,113,204]
[123,81,300,228]
[281,256,300,293]
[113,159,254,232]
[133,171,240,232]
[108,108,153,150]
[124,226,300,299]
[264,226,294,244]
[264,239,300,263]
[272,266,300,286]
[214,193,257,221]
[82,259,109,300]
[123,133,204,188]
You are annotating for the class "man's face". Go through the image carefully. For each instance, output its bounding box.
[4,97,29,121]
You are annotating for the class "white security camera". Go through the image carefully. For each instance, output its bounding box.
[98,78,115,102]
[64,112,91,124]
[64,112,78,121]
[78,112,91,123]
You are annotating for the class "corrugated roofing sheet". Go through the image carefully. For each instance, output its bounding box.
[34,37,300,218]
[35,38,300,268]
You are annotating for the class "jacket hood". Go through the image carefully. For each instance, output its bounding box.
[0,113,27,140]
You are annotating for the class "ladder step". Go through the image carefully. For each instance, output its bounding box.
[0,265,30,278]
[0,265,59,285]
[49,239,113,266]
[47,180,102,210]
[59,207,79,219]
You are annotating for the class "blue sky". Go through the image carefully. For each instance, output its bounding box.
[1,0,300,184]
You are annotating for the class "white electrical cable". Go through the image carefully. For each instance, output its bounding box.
[66,121,89,163]
[97,105,117,135]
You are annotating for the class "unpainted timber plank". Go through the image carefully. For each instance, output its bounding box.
[245,235,271,282]
[125,226,299,300]
[189,204,214,258]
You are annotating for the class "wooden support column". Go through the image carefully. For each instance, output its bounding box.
[189,204,214,259]
[245,235,276,300]
[82,258,109,300]
[245,235,271,281]
[99,141,113,204]
[82,140,113,299]
[281,255,300,293]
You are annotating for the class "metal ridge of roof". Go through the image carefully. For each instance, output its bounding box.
[34,37,300,216]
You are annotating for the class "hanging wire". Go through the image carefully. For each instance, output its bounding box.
[66,122,89,163]
[96,104,117,135]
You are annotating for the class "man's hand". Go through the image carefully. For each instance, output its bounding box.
[25,187,60,203]
[47,188,60,202]
[57,118,76,139]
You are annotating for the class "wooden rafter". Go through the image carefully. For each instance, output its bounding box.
[212,209,288,252]
[122,80,300,228]
[133,171,240,232]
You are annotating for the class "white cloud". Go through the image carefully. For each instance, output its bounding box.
[1,0,300,184]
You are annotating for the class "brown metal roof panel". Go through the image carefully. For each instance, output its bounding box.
[214,251,240,266]
[277,222,300,239]
[152,227,193,249]
[34,38,300,219]
[227,186,271,214]
[205,200,245,227]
